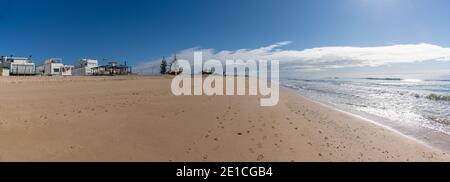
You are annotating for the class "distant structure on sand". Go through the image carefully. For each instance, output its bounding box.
[92,61,132,76]
[0,56,132,77]
[41,58,74,76]
[73,59,98,76]
[0,56,36,76]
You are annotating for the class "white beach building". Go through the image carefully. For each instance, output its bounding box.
[0,56,35,75]
[60,65,74,76]
[167,55,182,75]
[43,58,74,76]
[72,59,98,76]
[44,58,63,76]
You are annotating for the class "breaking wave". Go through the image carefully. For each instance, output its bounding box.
[426,94,450,102]
[363,77,403,81]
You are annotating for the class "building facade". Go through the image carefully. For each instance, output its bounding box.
[0,56,36,76]
[41,58,74,76]
[44,58,64,76]
[91,61,131,76]
[72,59,98,76]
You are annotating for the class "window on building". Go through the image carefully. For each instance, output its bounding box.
[54,68,60,73]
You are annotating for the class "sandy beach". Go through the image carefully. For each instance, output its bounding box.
[0,76,448,162]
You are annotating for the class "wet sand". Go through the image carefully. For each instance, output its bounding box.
[0,76,448,161]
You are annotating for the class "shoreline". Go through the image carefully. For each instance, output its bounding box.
[282,86,450,153]
[0,76,448,161]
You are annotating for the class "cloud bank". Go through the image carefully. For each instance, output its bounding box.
[135,42,450,74]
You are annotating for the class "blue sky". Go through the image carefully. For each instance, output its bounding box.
[1,0,450,76]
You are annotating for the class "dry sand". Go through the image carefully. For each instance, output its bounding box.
[0,76,448,161]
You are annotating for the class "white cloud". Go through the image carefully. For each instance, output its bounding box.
[134,42,450,74]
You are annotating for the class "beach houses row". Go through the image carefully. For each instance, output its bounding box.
[0,56,131,76]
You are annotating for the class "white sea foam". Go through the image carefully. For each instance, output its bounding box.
[281,75,450,136]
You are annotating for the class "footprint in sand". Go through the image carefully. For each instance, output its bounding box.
[289,148,295,153]
[249,148,255,154]
[186,148,192,154]
[202,154,208,161]
[257,143,263,149]
[256,154,264,161]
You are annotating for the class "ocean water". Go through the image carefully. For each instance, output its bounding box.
[281,74,450,144]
